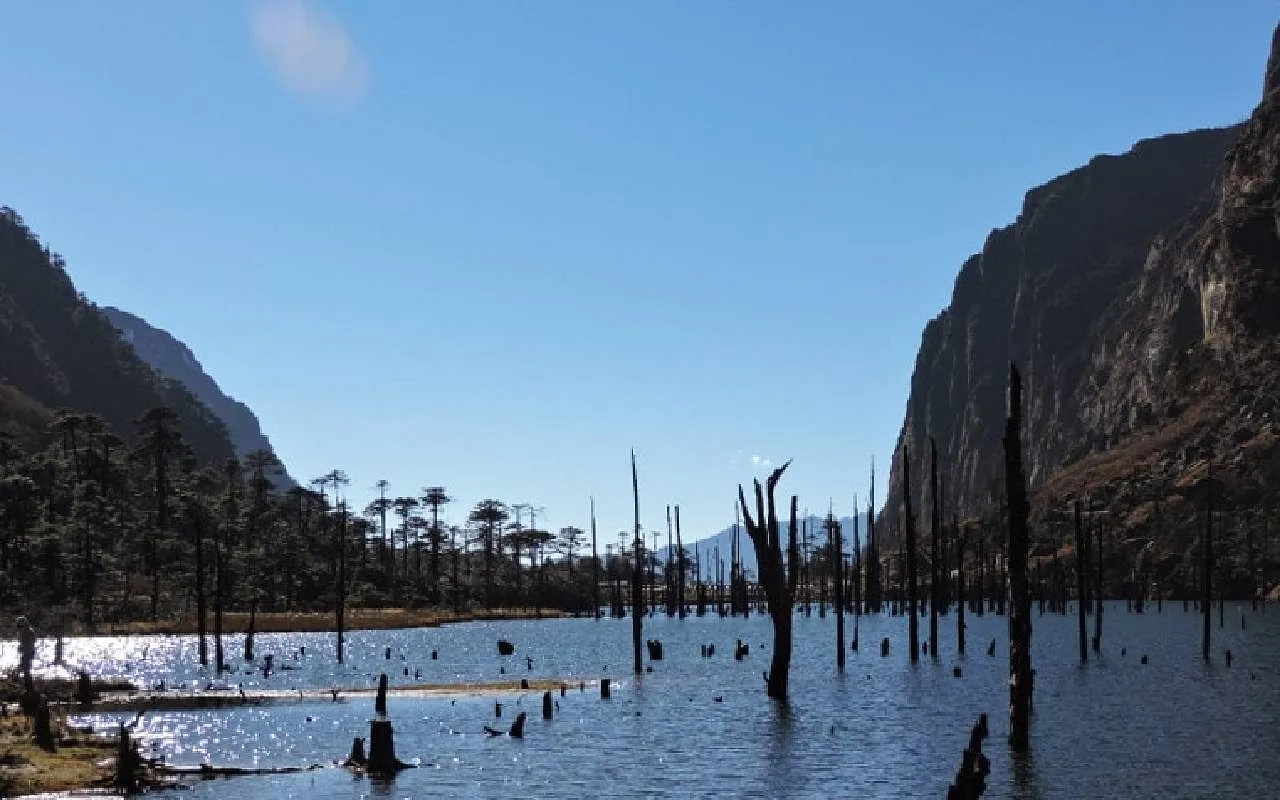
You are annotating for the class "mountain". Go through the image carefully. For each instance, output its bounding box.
[883,23,1280,593]
[679,515,860,577]
[0,206,235,462]
[101,306,295,488]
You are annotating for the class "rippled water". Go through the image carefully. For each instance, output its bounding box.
[5,602,1278,798]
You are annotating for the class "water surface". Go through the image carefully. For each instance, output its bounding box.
[6,603,1277,798]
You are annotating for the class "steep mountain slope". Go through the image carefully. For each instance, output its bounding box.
[0,206,235,462]
[882,125,1239,531]
[884,23,1280,593]
[102,306,295,487]
[1030,24,1280,566]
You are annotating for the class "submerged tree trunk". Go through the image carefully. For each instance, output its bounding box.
[1074,500,1088,664]
[903,445,919,664]
[336,505,347,665]
[1202,472,1213,661]
[631,451,643,675]
[830,514,845,671]
[956,523,966,656]
[591,498,600,620]
[676,505,687,620]
[1004,363,1033,750]
[930,438,940,660]
[738,462,795,700]
[195,522,208,668]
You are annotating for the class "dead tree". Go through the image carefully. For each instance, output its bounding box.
[1202,471,1214,661]
[738,461,797,700]
[676,505,687,619]
[1004,363,1033,750]
[1075,500,1088,664]
[591,498,600,620]
[903,445,919,663]
[828,513,846,670]
[930,438,940,660]
[956,523,966,655]
[631,450,643,675]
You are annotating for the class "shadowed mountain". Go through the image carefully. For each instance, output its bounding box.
[101,306,295,488]
[0,206,234,462]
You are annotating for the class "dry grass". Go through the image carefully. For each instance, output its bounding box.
[93,606,569,636]
[0,714,116,797]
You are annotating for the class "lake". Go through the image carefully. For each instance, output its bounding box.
[7,602,1279,798]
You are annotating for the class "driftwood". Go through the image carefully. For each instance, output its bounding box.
[485,711,527,738]
[946,713,990,799]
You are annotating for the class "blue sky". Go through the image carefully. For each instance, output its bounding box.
[0,1,1275,543]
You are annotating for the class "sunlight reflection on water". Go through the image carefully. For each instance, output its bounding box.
[6,604,1280,798]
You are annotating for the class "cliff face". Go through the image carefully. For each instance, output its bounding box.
[885,22,1280,593]
[101,306,296,488]
[882,126,1239,531]
[0,207,235,462]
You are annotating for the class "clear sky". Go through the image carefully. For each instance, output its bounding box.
[0,1,1275,544]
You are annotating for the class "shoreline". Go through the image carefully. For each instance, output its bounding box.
[1,675,588,797]
[23,607,575,638]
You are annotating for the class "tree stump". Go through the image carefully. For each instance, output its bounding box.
[542,692,553,720]
[76,671,96,709]
[114,723,141,791]
[497,640,515,656]
[367,719,409,773]
[880,637,890,657]
[375,673,388,717]
[646,639,664,660]
[345,737,367,766]
[509,711,527,738]
[33,695,56,752]
[601,679,611,699]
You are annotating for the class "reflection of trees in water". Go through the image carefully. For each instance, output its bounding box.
[1010,743,1043,800]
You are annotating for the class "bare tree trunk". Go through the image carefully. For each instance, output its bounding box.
[195,522,208,667]
[676,505,686,620]
[738,462,795,700]
[903,445,919,663]
[956,522,966,655]
[1202,472,1213,661]
[337,505,347,665]
[591,498,600,619]
[930,438,940,660]
[1074,500,1088,664]
[631,451,643,675]
[1004,363,1033,750]
[830,514,845,670]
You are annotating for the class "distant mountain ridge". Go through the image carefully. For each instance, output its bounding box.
[101,306,295,488]
[677,515,861,577]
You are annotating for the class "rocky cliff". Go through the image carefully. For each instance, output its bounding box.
[882,126,1240,529]
[884,22,1280,594]
[101,306,295,488]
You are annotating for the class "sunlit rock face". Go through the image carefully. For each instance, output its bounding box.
[882,23,1280,589]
